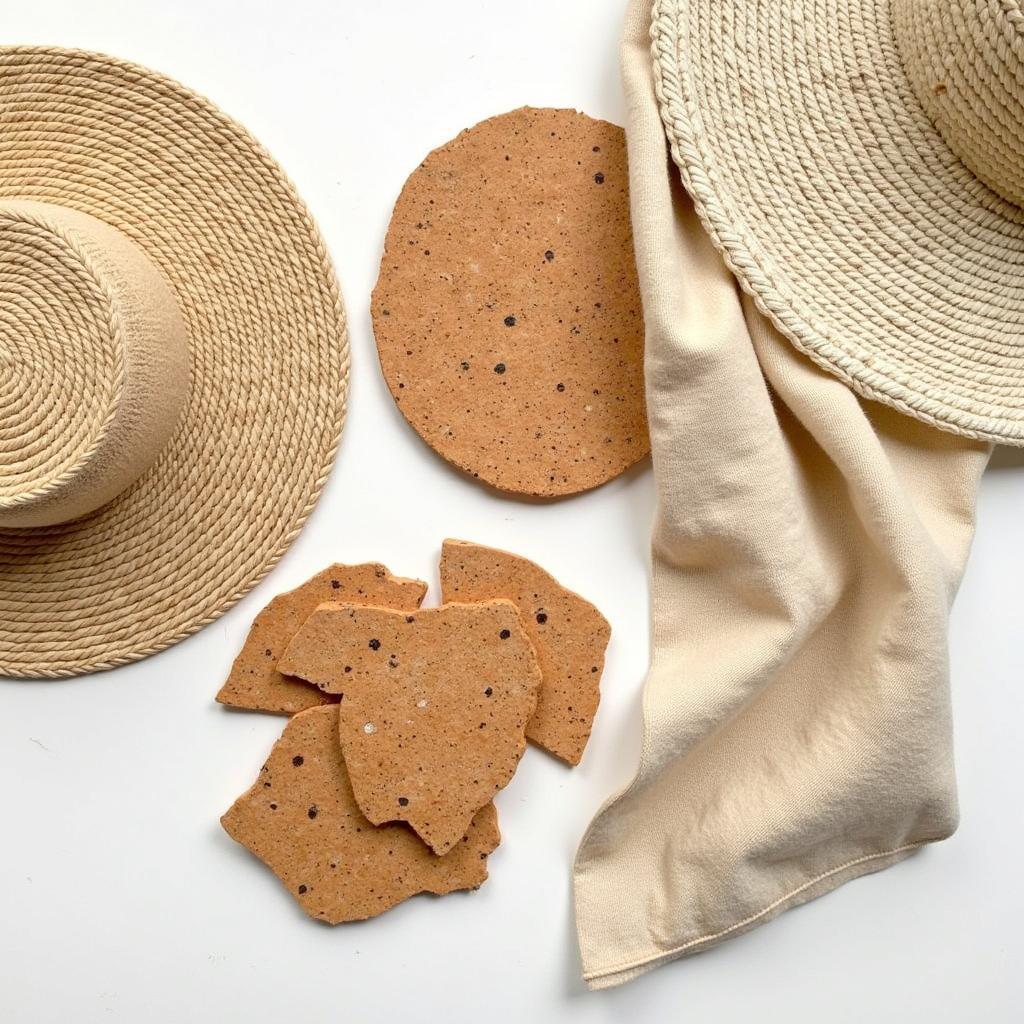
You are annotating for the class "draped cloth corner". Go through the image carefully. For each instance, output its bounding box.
[572,0,992,990]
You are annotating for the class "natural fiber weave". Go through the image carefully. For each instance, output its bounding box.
[0,48,348,678]
[0,199,191,528]
[652,0,1024,446]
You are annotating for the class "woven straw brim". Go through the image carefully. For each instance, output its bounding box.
[0,48,348,678]
[652,0,1024,445]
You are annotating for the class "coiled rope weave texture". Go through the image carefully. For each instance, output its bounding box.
[651,0,1024,445]
[1,216,124,504]
[0,48,348,678]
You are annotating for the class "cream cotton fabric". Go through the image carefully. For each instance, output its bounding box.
[572,0,993,989]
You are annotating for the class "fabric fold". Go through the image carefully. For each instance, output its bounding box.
[572,0,992,989]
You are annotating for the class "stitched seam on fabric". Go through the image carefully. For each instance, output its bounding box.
[582,841,925,980]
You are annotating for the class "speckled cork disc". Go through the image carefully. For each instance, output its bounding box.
[216,563,428,715]
[221,706,500,924]
[279,601,542,855]
[372,106,649,498]
[440,539,610,766]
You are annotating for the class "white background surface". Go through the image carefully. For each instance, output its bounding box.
[0,2,1022,1021]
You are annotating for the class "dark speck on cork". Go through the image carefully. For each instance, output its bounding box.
[536,612,548,624]
[298,884,307,894]
[499,629,511,640]
[398,796,409,807]
[591,666,599,673]
[594,172,605,184]
[484,687,493,697]
[264,649,272,657]
[330,579,341,589]
[344,665,352,673]
[368,638,381,651]
[308,805,318,820]
[593,145,601,152]
[269,802,278,810]
[494,363,506,375]
[405,615,415,623]
[544,250,555,261]
[460,360,470,370]
[503,315,517,327]
[292,755,304,767]
[556,383,565,393]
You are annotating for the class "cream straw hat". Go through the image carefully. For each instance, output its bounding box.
[652,0,1024,445]
[0,48,347,678]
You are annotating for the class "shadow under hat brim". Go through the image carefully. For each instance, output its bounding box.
[651,0,1024,445]
[0,47,348,678]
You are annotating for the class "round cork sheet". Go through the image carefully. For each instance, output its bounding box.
[372,107,648,498]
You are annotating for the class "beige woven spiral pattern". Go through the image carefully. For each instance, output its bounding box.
[0,48,348,678]
[0,199,191,528]
[0,215,121,502]
[652,0,1024,445]
[895,0,1024,207]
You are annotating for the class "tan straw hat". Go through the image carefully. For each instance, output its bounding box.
[0,48,347,678]
[652,0,1024,445]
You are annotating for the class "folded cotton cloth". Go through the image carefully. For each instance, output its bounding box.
[573,0,992,989]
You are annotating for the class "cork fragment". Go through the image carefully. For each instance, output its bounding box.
[372,106,649,498]
[216,563,428,715]
[221,706,500,924]
[439,539,610,765]
[280,600,541,854]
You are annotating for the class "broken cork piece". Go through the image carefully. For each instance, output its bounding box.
[279,600,541,855]
[221,705,500,923]
[216,563,428,715]
[439,539,610,765]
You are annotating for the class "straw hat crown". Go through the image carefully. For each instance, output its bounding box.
[895,0,1024,208]
[0,200,189,528]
